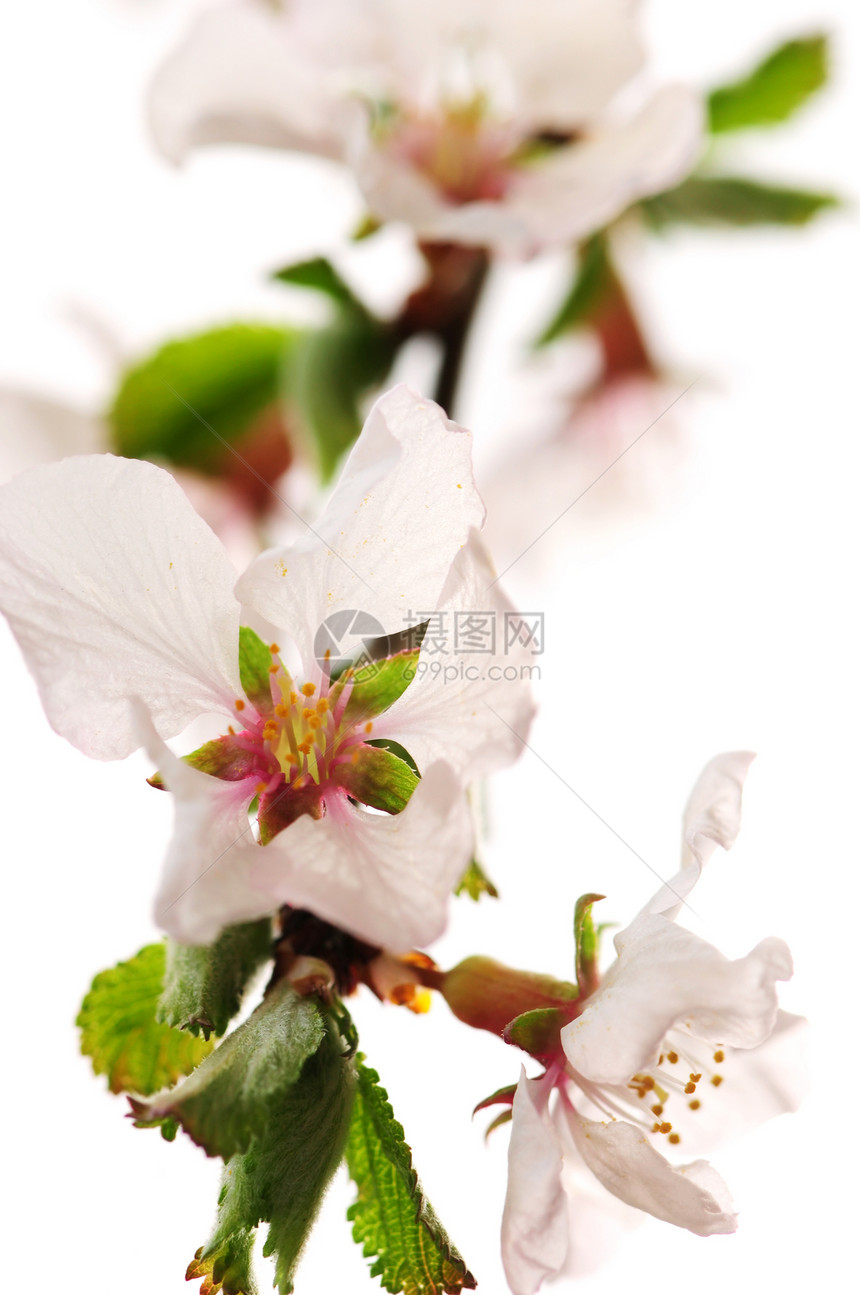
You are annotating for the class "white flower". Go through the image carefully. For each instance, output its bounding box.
[0,385,534,950]
[148,0,703,255]
[501,753,805,1294]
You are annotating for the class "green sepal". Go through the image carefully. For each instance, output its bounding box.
[238,625,275,714]
[455,857,499,901]
[502,1007,570,1061]
[333,744,420,814]
[77,944,213,1095]
[108,323,294,473]
[288,315,398,481]
[708,34,829,134]
[574,892,604,998]
[472,1083,517,1116]
[190,1010,356,1295]
[158,918,274,1039]
[535,234,613,347]
[342,648,422,726]
[483,1109,514,1140]
[131,979,325,1160]
[149,735,262,790]
[641,176,838,229]
[345,1055,476,1295]
[272,255,364,312]
[365,738,421,778]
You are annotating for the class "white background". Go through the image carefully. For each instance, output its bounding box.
[0,2,857,1293]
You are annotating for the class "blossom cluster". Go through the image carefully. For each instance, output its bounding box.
[0,1,829,1293]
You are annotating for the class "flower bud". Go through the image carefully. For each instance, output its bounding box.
[439,956,579,1039]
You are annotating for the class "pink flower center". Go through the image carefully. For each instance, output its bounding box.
[384,97,518,204]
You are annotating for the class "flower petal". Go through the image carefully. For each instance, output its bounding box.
[141,716,276,945]
[503,84,704,252]
[236,386,484,670]
[147,0,343,164]
[481,0,645,129]
[501,1070,570,1295]
[373,532,536,780]
[562,916,793,1086]
[643,750,756,918]
[0,455,243,759]
[566,1111,737,1236]
[248,761,472,950]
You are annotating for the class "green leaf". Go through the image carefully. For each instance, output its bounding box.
[454,858,499,902]
[78,944,213,1095]
[342,649,422,726]
[272,256,364,312]
[641,176,838,229]
[708,34,829,134]
[158,919,274,1040]
[190,1011,356,1295]
[108,323,294,473]
[346,1056,476,1295]
[333,744,420,814]
[289,316,398,480]
[536,235,612,347]
[238,626,275,714]
[132,979,325,1160]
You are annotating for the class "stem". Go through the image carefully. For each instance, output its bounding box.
[398,242,490,417]
[591,263,653,381]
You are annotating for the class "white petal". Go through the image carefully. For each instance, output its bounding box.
[480,0,644,128]
[661,1011,810,1157]
[142,718,276,945]
[563,915,793,1085]
[148,0,344,164]
[248,761,472,950]
[501,1071,570,1295]
[645,751,756,918]
[566,1112,737,1236]
[503,85,704,251]
[236,386,484,670]
[0,388,104,481]
[0,455,243,759]
[373,532,536,780]
[551,1100,644,1277]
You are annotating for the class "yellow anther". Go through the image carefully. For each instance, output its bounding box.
[285,753,298,766]
[308,715,321,730]
[659,1122,672,1135]
[255,782,266,794]
[652,1122,662,1133]
[302,708,315,720]
[275,704,288,718]
[688,1099,701,1110]
[668,1133,681,1145]
[301,683,316,697]
[269,643,280,654]
[290,692,298,705]
[268,663,279,674]
[316,697,329,713]
[666,1051,679,1065]
[234,699,246,711]
[713,1050,724,1063]
[227,725,236,736]
[351,750,360,764]
[690,1073,702,1083]
[684,1082,697,1095]
[364,721,373,734]
[651,1104,664,1116]
[711,1074,724,1087]
[298,740,313,754]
